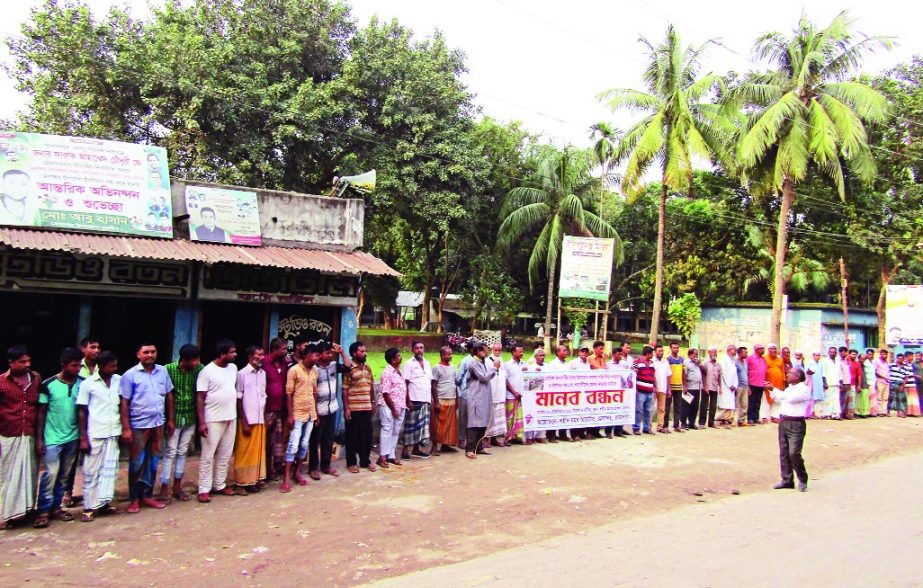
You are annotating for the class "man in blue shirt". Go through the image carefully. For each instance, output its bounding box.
[119,342,174,514]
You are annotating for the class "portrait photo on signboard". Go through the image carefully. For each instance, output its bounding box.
[0,131,173,237]
[185,185,261,246]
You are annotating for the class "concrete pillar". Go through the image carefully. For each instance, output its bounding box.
[172,301,199,361]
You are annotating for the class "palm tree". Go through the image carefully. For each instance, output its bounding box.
[741,225,831,296]
[728,11,890,344]
[598,25,727,345]
[498,146,622,348]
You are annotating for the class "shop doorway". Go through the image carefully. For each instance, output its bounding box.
[199,301,267,366]
[90,297,176,371]
[0,292,80,378]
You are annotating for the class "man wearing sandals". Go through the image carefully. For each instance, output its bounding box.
[119,342,175,514]
[0,345,42,530]
[34,347,84,528]
[161,344,202,503]
[76,351,123,522]
[281,344,320,492]
[195,339,241,502]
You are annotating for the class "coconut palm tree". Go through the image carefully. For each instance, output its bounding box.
[498,146,622,348]
[598,25,727,345]
[728,11,890,344]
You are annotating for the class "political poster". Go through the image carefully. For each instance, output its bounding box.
[558,236,615,301]
[886,285,923,345]
[185,185,261,245]
[0,131,172,237]
[520,368,636,431]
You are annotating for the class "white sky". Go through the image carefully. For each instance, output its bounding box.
[1,0,919,147]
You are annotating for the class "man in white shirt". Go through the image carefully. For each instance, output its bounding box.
[652,344,672,433]
[504,344,526,444]
[820,347,842,419]
[523,348,548,443]
[717,344,739,428]
[568,347,592,439]
[766,366,811,492]
[195,338,240,502]
[547,345,574,442]
[486,343,509,447]
[401,341,434,460]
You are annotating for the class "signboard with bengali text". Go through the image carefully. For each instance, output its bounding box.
[558,236,615,301]
[886,285,923,346]
[0,131,172,237]
[521,368,636,431]
[185,184,261,245]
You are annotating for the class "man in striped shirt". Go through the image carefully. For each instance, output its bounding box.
[632,345,656,435]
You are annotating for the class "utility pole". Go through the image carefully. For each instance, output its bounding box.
[840,257,849,347]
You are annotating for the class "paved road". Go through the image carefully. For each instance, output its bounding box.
[367,450,923,587]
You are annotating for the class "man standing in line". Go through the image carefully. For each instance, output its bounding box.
[666,342,687,433]
[34,347,84,528]
[0,346,41,529]
[485,342,510,447]
[504,344,526,444]
[735,347,750,426]
[377,348,407,469]
[465,343,499,459]
[604,347,631,438]
[120,342,174,514]
[523,348,548,444]
[837,346,854,419]
[402,342,434,460]
[652,344,672,434]
[62,336,101,509]
[746,344,767,425]
[684,348,703,430]
[310,342,350,478]
[547,345,573,442]
[821,347,842,419]
[282,343,319,489]
[888,352,908,417]
[161,344,201,503]
[632,346,656,435]
[263,338,289,480]
[455,346,477,448]
[343,341,377,473]
[847,349,863,420]
[621,342,633,365]
[430,346,458,455]
[195,339,241,502]
[235,345,267,492]
[568,346,592,439]
[700,348,721,429]
[805,351,825,418]
[76,351,122,522]
[767,367,811,492]
[860,349,877,417]
[874,348,891,416]
[765,344,786,422]
[590,341,608,370]
[716,344,739,429]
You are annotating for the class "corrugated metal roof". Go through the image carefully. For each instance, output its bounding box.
[0,228,400,277]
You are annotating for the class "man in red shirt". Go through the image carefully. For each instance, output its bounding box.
[846,349,863,420]
[262,338,289,480]
[0,345,42,529]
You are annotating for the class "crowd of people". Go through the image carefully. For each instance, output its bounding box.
[1,335,920,530]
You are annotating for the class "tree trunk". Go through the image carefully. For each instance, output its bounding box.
[876,264,892,347]
[770,177,795,346]
[839,257,849,347]
[544,260,556,351]
[648,182,667,345]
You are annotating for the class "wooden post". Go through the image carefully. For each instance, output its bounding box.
[840,257,849,347]
[556,296,562,349]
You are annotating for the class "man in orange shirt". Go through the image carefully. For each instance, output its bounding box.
[765,344,786,423]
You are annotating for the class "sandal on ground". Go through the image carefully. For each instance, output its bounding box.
[323,468,339,477]
[366,463,378,472]
[213,486,248,496]
[173,490,192,502]
[309,471,322,481]
[387,458,403,466]
[33,513,50,528]
[465,452,477,459]
[376,457,389,469]
[197,493,211,503]
[279,484,292,494]
[347,465,360,474]
[100,505,121,516]
[80,511,95,523]
[52,509,74,522]
[126,501,141,513]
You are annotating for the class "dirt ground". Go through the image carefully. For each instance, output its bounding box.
[2,417,921,587]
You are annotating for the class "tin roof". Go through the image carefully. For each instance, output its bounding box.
[0,228,399,277]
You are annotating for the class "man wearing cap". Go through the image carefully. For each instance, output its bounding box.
[746,344,768,424]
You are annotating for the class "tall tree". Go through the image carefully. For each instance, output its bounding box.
[598,25,726,344]
[727,11,890,344]
[498,146,621,348]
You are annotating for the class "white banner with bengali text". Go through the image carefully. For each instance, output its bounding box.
[521,368,636,431]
